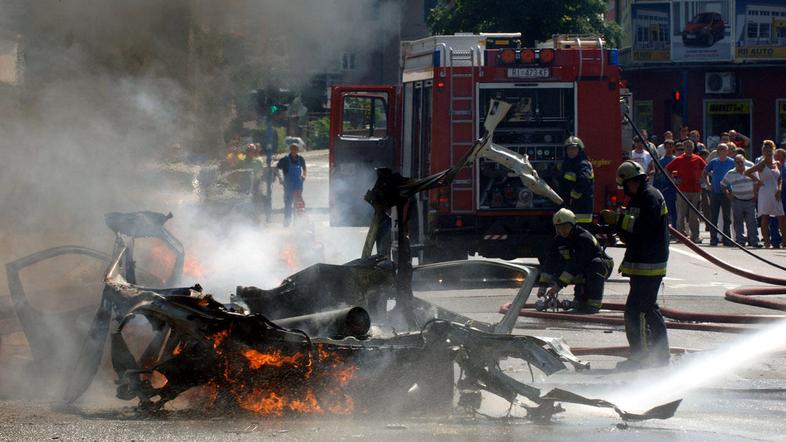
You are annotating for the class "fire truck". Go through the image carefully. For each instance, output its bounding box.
[329,33,623,262]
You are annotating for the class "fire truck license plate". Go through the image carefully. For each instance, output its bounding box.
[507,67,550,79]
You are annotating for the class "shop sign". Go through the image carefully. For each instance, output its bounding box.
[707,101,750,115]
[671,0,733,62]
[735,0,786,61]
[632,3,671,62]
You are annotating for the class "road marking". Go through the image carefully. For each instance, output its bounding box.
[671,281,739,288]
[669,245,709,263]
[669,245,757,274]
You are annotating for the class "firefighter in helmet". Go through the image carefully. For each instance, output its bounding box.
[558,136,595,229]
[601,160,670,370]
[538,208,614,314]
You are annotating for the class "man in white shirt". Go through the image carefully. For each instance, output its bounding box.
[721,154,760,247]
[630,136,654,179]
[656,130,673,158]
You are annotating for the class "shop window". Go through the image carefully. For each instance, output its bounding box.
[634,100,654,135]
[658,24,668,42]
[760,23,771,39]
[748,23,758,39]
[636,26,648,44]
[341,53,356,71]
[704,100,752,151]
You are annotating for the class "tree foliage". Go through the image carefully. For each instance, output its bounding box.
[427,0,622,48]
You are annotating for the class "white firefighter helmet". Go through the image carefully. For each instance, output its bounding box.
[553,208,577,226]
[616,160,646,186]
[564,136,585,150]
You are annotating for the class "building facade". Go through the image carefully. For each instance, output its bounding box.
[613,0,786,157]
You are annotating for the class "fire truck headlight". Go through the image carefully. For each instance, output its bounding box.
[499,48,516,64]
[520,48,536,64]
[538,49,555,64]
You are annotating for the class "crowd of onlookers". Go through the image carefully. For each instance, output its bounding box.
[626,127,786,248]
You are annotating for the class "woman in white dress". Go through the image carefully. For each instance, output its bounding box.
[746,140,786,248]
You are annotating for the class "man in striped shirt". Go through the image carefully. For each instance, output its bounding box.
[721,154,761,247]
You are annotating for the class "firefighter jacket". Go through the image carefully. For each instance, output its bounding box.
[539,225,610,287]
[558,153,594,223]
[617,184,670,277]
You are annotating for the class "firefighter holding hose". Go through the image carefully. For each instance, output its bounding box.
[558,136,595,230]
[602,160,671,370]
[537,208,614,314]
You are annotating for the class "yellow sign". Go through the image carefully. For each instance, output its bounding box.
[707,101,750,115]
[736,46,786,59]
[590,159,612,168]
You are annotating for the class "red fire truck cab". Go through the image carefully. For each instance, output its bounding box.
[329,33,622,262]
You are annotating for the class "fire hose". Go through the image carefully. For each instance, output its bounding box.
[500,114,786,356]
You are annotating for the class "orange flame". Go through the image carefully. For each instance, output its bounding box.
[184,255,206,280]
[202,329,357,415]
[139,242,205,282]
[239,390,286,415]
[279,245,299,272]
[210,329,231,350]
[147,370,168,389]
[243,349,304,369]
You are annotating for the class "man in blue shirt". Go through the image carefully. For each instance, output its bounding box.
[703,143,736,246]
[276,144,307,227]
[653,139,677,228]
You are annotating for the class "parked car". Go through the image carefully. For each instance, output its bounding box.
[284,136,307,151]
[682,12,725,47]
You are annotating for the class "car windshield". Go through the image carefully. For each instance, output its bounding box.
[691,13,715,24]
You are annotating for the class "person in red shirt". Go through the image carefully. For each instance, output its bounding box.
[666,140,707,242]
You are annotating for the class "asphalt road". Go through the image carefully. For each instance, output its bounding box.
[2,151,786,441]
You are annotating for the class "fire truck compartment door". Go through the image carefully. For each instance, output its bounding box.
[331,90,395,227]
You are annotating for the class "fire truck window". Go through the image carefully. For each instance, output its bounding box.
[372,98,388,137]
[341,95,388,139]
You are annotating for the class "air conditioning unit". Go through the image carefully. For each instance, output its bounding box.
[705,72,736,94]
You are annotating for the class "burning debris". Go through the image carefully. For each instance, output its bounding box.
[2,209,670,422]
[6,210,681,421]
[5,99,683,422]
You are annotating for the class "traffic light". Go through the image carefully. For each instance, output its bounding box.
[253,89,269,116]
[671,89,683,115]
[270,104,279,114]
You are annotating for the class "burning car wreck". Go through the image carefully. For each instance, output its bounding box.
[6,100,682,423]
[55,220,678,421]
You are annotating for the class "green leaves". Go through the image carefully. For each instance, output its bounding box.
[427,0,621,48]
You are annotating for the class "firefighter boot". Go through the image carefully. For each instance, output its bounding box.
[567,284,599,314]
[643,308,670,368]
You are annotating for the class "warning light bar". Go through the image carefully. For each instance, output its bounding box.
[496,48,556,66]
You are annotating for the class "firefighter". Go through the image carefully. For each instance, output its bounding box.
[559,136,594,230]
[538,208,614,314]
[602,160,670,370]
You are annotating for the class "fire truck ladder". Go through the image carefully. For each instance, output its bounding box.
[447,45,482,213]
